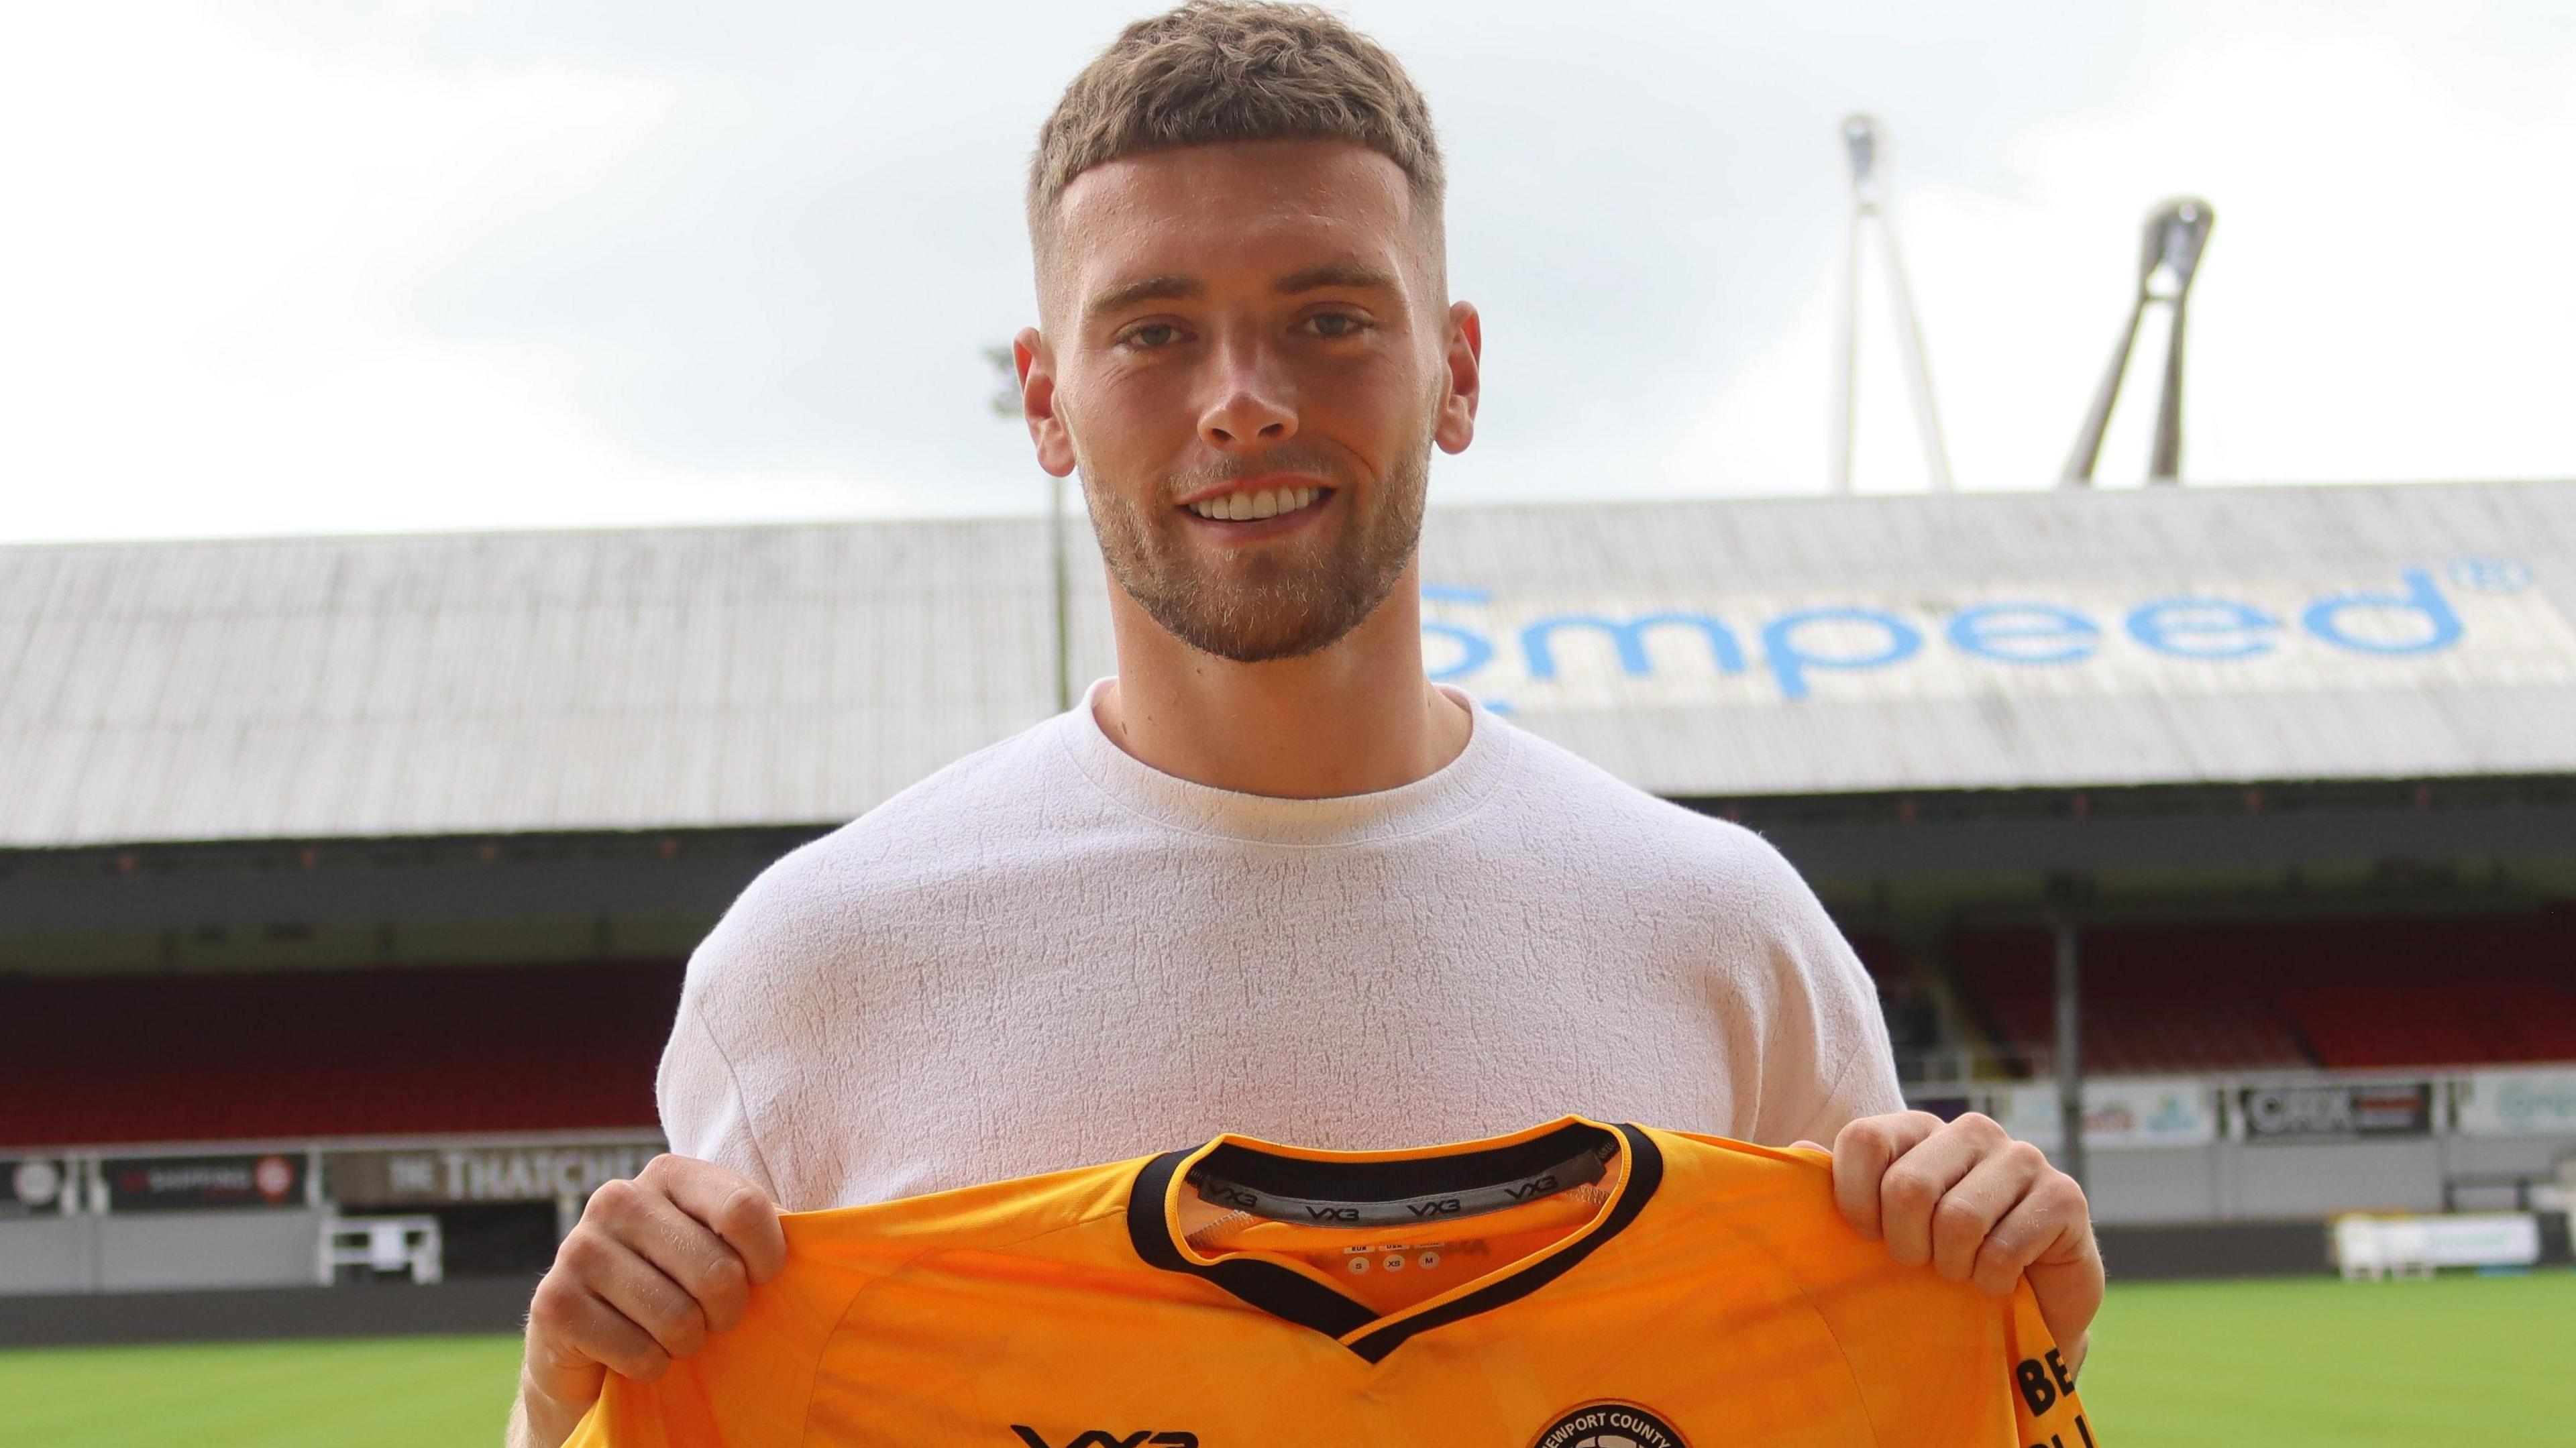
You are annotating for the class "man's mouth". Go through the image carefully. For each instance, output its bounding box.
[1181,484,1332,523]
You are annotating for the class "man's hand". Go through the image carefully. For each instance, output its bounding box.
[1807,1111,2104,1374]
[508,1155,786,1448]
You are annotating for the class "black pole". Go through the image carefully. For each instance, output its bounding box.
[2051,911,2086,1190]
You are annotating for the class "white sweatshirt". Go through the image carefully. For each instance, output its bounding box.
[659,681,1903,1211]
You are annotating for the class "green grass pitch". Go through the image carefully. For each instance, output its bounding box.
[1,1273,2567,1447]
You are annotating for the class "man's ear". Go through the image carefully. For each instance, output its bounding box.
[1015,327,1077,478]
[1434,301,1481,455]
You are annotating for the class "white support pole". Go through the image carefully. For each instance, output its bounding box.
[2061,197,2213,488]
[1832,115,1955,495]
[1830,205,1864,496]
[1878,223,1955,492]
[2143,198,2213,484]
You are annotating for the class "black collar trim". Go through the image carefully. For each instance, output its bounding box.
[1124,1121,1664,1364]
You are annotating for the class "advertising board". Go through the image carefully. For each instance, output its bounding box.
[1988,1079,2220,1152]
[325,1141,663,1208]
[1418,559,2576,714]
[2453,1069,2576,1138]
[102,1153,307,1212]
[2238,1082,2434,1142]
[1,1158,69,1217]
[2334,1212,2543,1278]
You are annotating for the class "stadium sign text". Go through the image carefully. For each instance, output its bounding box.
[2237,1082,2433,1142]
[102,1152,307,1212]
[1419,561,2576,712]
[326,1141,665,1207]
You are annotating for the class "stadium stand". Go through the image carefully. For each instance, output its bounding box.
[1975,988,2316,1076]
[2279,980,2576,1070]
[1953,909,2576,1077]
[0,962,678,1148]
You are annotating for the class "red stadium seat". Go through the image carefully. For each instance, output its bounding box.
[2277,979,2576,1070]
[1950,911,2576,1077]
[0,962,678,1148]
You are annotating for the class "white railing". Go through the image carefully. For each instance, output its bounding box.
[321,1215,443,1285]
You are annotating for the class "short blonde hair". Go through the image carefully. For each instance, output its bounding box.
[1028,3,1444,285]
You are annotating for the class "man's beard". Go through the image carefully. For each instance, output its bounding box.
[1081,434,1430,665]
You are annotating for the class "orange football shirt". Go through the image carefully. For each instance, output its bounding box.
[568,1118,2096,1447]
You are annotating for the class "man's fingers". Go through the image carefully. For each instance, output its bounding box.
[1831,1111,2106,1370]
[1970,1184,2063,1296]
[1930,1139,2049,1284]
[1869,1112,2006,1265]
[1829,1110,1945,1241]
[1997,1180,2106,1351]
[564,1224,711,1362]
[515,1155,778,1447]
[643,1156,788,1286]
[547,1284,675,1384]
[598,1178,756,1334]
[526,1261,669,1392]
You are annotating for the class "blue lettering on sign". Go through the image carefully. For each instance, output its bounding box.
[1416,565,2493,705]
[2301,567,2462,655]
[1421,584,1499,682]
[1760,608,1923,700]
[1947,603,2100,665]
[2447,557,2530,594]
[1521,612,1746,681]
[2124,598,2281,659]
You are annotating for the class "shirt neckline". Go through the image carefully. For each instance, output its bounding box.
[1122,1118,1666,1365]
[1050,677,1518,848]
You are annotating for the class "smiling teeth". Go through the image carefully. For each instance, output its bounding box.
[1188,486,1321,521]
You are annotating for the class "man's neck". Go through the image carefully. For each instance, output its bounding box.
[1093,567,1473,799]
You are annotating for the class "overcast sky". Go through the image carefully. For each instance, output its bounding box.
[3,1,2571,545]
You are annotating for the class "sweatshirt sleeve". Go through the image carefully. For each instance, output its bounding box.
[656,995,781,1203]
[1735,831,1907,1146]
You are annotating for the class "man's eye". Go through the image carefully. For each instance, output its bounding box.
[1125,324,1181,349]
[1305,312,1366,338]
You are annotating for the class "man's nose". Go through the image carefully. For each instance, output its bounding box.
[1198,339,1297,448]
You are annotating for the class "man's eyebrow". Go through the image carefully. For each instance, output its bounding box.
[1272,260,1399,294]
[1083,275,1201,323]
[1079,262,1397,323]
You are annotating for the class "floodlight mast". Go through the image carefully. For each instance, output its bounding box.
[1829,120,1872,494]
[1829,114,1955,496]
[2060,197,2214,487]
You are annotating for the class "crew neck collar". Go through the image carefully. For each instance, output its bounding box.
[1051,677,1517,848]
[1123,1118,1664,1365]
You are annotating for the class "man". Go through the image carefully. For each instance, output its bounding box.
[509,5,2102,1444]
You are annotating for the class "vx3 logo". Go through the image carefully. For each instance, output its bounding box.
[1010,1422,1200,1432]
